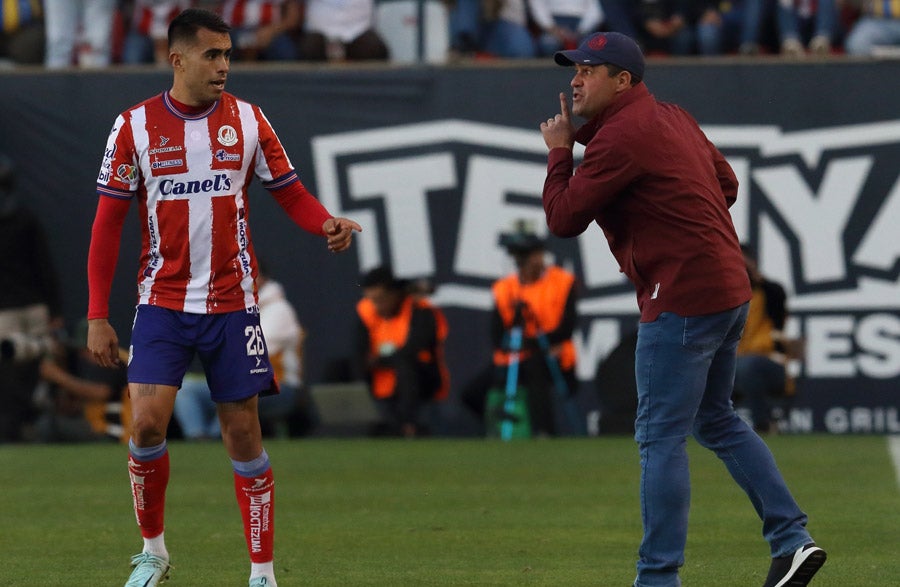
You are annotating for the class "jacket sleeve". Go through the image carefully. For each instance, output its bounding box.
[352,314,372,380]
[545,281,578,345]
[543,130,640,238]
[490,304,507,350]
[763,279,788,330]
[399,306,438,359]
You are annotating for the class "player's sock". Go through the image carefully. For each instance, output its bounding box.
[233,449,275,569]
[128,438,170,560]
[143,531,168,560]
[250,561,277,586]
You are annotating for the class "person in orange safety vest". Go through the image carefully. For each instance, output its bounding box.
[491,223,578,436]
[354,265,449,437]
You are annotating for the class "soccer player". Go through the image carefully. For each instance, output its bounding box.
[86,8,361,587]
[539,32,826,587]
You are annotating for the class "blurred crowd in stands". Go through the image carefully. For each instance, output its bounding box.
[1,0,899,69]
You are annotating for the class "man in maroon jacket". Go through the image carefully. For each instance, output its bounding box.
[539,32,826,587]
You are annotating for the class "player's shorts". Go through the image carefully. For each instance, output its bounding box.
[128,304,277,403]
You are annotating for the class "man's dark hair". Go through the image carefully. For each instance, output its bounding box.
[604,63,642,86]
[168,8,231,48]
[360,265,407,291]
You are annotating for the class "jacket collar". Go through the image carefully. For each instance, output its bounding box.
[575,82,650,145]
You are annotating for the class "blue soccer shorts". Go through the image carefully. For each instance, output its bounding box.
[128,304,277,402]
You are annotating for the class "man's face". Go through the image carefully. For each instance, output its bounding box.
[570,64,629,119]
[515,249,546,284]
[171,27,231,106]
[364,285,404,318]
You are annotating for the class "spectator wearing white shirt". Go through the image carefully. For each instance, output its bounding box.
[122,0,191,65]
[528,0,603,57]
[220,0,302,60]
[482,0,536,57]
[44,0,116,68]
[255,266,316,437]
[298,0,388,60]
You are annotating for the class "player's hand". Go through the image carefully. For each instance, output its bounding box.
[87,318,122,368]
[323,217,362,252]
[540,92,575,151]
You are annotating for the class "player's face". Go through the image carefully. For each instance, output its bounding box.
[364,285,404,319]
[173,28,231,106]
[570,64,629,119]
[515,250,546,284]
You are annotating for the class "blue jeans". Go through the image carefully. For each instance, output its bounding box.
[734,354,786,430]
[667,21,723,56]
[121,33,153,65]
[448,0,482,52]
[483,19,536,58]
[845,17,900,56]
[173,376,220,440]
[536,16,581,57]
[776,0,837,43]
[633,304,812,587]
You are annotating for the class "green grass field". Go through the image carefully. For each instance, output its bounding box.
[1,435,898,586]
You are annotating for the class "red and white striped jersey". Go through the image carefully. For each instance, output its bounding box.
[96,91,298,314]
[220,0,284,28]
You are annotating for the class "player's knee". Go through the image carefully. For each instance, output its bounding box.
[130,413,169,446]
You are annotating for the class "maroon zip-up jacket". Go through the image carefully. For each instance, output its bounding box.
[543,82,751,322]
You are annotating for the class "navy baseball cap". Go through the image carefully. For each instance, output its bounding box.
[555,32,645,80]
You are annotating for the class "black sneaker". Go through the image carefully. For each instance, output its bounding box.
[762,543,827,587]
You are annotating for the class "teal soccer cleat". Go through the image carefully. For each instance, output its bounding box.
[124,552,170,587]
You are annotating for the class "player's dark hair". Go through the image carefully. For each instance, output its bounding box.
[604,63,642,86]
[360,266,407,291]
[168,8,231,49]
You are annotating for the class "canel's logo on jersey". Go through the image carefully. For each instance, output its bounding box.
[159,173,232,195]
[217,125,238,147]
[311,119,900,386]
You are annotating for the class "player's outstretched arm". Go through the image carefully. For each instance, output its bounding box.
[323,217,362,253]
[86,195,130,368]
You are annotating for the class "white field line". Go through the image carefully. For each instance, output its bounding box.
[889,436,900,490]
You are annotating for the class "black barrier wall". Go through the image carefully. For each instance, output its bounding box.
[2,59,898,433]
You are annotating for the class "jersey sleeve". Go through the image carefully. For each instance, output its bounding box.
[270,181,332,235]
[96,114,140,199]
[87,196,131,319]
[252,105,298,190]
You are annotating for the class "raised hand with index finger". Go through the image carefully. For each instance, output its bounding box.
[540,92,575,151]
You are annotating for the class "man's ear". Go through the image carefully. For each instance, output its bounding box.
[169,49,181,70]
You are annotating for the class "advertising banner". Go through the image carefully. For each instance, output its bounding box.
[1,60,897,433]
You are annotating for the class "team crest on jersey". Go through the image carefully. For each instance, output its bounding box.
[116,164,137,183]
[217,125,239,147]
